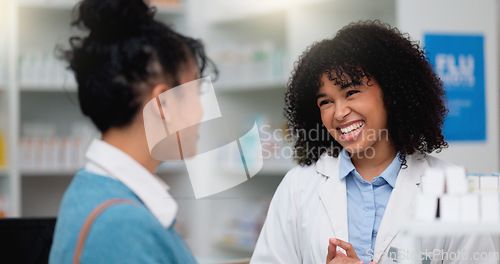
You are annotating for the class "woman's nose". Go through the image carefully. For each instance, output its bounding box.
[333,101,351,121]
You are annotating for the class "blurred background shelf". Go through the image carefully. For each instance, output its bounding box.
[154,3,185,15]
[215,80,287,93]
[207,5,285,26]
[19,84,77,92]
[17,1,79,10]
[20,168,77,177]
[17,0,185,14]
[215,242,255,255]
[197,257,251,264]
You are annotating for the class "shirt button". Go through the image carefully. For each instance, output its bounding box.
[373,178,386,186]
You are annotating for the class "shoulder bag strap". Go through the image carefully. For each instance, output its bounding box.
[72,198,138,264]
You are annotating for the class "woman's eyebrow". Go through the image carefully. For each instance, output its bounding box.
[340,82,355,89]
[340,79,362,89]
[316,93,326,99]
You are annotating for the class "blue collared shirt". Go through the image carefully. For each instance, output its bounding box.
[339,149,402,263]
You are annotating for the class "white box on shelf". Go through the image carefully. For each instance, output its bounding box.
[461,194,479,222]
[479,175,499,192]
[468,175,480,192]
[415,193,438,222]
[421,168,445,195]
[445,166,468,194]
[439,195,460,222]
[480,193,499,222]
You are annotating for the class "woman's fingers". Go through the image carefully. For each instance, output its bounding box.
[326,242,337,263]
[330,238,359,259]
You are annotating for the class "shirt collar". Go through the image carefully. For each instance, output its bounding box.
[338,149,402,187]
[84,138,177,228]
[339,149,356,181]
[379,154,401,188]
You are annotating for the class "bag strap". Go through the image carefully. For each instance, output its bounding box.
[73,198,138,264]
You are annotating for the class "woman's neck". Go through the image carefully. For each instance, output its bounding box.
[101,124,160,175]
[349,143,397,183]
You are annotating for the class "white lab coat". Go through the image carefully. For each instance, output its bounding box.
[251,153,497,264]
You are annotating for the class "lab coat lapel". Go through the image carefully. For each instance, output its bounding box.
[317,155,349,242]
[373,154,428,262]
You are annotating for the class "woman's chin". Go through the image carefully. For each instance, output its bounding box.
[342,144,376,157]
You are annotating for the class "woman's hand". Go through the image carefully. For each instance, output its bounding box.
[326,238,377,264]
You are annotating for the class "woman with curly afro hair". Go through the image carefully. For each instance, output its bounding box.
[251,21,496,264]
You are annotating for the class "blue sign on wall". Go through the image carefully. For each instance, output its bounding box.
[424,34,486,141]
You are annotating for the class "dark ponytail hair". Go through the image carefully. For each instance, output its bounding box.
[61,0,217,133]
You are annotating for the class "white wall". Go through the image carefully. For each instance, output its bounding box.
[397,0,499,173]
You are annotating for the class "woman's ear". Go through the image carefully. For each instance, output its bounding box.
[150,83,169,99]
[149,83,172,123]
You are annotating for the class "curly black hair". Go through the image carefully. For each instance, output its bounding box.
[60,0,217,133]
[285,20,448,167]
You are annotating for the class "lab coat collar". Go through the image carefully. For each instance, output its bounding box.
[372,153,427,262]
[315,152,339,179]
[85,139,178,228]
[316,153,349,242]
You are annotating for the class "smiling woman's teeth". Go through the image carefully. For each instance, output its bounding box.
[340,122,364,135]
